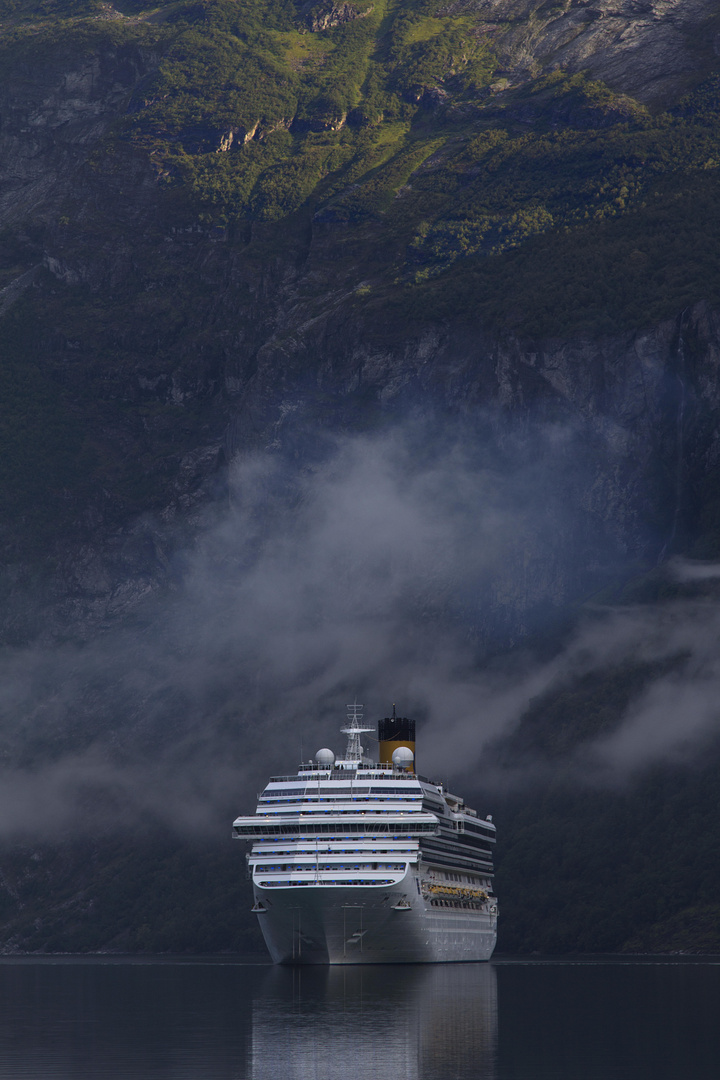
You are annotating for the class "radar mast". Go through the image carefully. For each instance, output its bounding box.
[341,701,375,761]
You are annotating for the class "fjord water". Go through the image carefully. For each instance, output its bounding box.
[0,958,718,1079]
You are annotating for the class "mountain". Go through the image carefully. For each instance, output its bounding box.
[1,0,720,953]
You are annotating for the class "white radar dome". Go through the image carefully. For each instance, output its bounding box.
[315,748,336,765]
[392,746,415,768]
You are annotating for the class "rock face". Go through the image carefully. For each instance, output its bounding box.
[226,289,719,605]
[2,0,720,958]
[0,0,719,648]
[0,43,157,225]
[5,211,717,645]
[305,2,375,32]
[470,0,720,105]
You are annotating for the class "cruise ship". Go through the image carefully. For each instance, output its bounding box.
[232,705,497,964]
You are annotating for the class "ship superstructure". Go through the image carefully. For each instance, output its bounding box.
[232,705,497,964]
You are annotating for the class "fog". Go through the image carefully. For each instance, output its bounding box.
[443,587,720,792]
[0,425,716,837]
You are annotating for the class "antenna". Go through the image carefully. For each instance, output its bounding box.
[340,699,375,761]
[346,701,364,726]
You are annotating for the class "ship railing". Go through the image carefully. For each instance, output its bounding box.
[233,820,439,838]
[271,771,400,781]
[267,768,443,782]
[296,765,419,777]
[235,814,437,828]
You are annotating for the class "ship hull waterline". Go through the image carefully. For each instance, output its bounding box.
[254,873,497,966]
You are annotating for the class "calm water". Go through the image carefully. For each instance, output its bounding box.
[0,957,718,1079]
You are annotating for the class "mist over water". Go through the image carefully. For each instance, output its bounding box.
[0,424,717,836]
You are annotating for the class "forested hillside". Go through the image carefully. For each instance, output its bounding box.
[2,0,720,953]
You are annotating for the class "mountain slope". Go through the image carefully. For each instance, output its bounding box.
[2,0,720,953]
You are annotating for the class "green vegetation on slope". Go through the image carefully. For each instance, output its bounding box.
[125,0,496,221]
[2,0,720,337]
[1,0,720,551]
[99,4,720,332]
[2,0,720,958]
[1,0,720,553]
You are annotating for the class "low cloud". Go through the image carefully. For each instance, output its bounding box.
[669,557,720,582]
[582,598,720,774]
[0,427,717,835]
[436,592,720,789]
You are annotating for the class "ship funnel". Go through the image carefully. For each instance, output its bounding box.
[378,713,416,768]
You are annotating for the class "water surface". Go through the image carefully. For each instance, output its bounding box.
[0,956,718,1078]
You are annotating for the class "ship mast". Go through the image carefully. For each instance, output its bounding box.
[341,701,375,762]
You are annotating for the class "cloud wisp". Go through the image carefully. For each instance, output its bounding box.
[0,427,718,835]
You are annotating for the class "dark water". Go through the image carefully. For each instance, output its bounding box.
[0,957,718,1079]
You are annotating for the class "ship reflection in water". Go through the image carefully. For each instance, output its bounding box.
[250,962,498,1080]
[0,958,719,1078]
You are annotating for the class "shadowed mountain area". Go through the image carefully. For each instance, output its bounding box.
[2,0,720,953]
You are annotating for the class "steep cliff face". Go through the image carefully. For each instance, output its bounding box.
[474,0,720,105]
[0,0,719,638]
[226,287,720,612]
[0,41,157,225]
[3,0,720,955]
[4,238,718,646]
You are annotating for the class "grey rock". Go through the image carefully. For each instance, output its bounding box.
[454,0,719,104]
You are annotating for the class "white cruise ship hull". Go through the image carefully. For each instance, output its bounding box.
[234,708,499,966]
[255,869,497,965]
